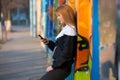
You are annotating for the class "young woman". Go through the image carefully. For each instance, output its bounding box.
[40,4,77,80]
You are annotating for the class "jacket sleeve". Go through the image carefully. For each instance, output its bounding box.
[47,40,55,51]
[52,36,77,68]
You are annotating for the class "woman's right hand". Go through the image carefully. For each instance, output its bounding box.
[41,38,49,45]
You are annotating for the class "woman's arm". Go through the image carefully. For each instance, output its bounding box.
[41,38,55,51]
[52,35,77,68]
[47,40,55,51]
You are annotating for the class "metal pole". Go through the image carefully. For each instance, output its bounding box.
[0,0,3,42]
[32,0,36,37]
[92,0,100,80]
[29,0,32,36]
[29,0,36,37]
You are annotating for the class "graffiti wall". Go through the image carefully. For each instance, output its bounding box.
[99,0,117,80]
[115,0,120,79]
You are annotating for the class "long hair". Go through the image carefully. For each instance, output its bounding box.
[56,5,77,29]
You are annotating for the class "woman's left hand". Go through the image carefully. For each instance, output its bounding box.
[46,66,53,72]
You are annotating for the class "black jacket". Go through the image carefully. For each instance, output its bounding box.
[47,34,77,71]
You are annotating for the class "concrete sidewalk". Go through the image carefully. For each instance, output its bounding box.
[0,30,48,80]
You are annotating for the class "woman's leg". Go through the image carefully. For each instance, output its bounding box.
[40,69,70,80]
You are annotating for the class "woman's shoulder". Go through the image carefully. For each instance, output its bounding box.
[63,25,77,36]
[56,25,77,39]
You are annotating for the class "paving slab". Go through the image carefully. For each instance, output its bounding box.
[0,29,48,80]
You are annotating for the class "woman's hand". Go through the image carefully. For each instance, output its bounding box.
[41,38,49,45]
[46,66,53,72]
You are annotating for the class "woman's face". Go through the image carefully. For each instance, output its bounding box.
[56,13,64,24]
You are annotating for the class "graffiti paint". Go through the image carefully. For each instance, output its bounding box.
[99,0,117,80]
[74,0,92,80]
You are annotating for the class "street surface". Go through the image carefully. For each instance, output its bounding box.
[0,26,48,80]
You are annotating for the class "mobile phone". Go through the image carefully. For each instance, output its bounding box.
[38,34,44,39]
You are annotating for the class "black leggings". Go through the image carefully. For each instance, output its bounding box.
[40,69,70,80]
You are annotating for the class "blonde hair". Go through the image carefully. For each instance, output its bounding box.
[56,5,76,29]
